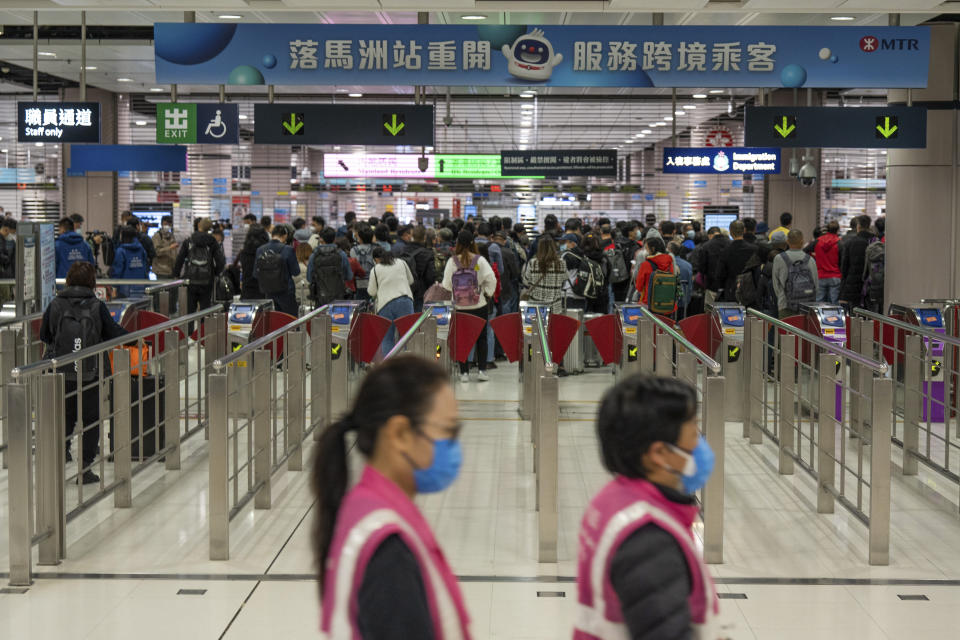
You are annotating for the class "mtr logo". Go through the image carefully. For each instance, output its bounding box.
[860,36,920,52]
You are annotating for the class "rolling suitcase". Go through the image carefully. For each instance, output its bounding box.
[110,375,166,461]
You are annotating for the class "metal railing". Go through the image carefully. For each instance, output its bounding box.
[527,308,559,563]
[5,304,228,585]
[853,308,960,493]
[207,305,333,560]
[0,312,44,467]
[635,307,726,563]
[0,278,190,317]
[744,309,892,565]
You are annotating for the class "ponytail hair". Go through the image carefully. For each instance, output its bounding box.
[312,355,450,592]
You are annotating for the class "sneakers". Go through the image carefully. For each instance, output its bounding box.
[78,470,100,485]
[477,370,490,382]
[459,372,470,383]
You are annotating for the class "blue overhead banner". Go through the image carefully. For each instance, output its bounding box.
[154,24,929,88]
[71,145,187,172]
[663,147,781,174]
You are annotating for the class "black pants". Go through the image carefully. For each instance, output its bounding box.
[64,378,101,465]
[187,286,213,334]
[271,290,299,316]
[459,304,488,374]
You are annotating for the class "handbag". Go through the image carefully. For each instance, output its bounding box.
[423,282,451,303]
[109,344,151,377]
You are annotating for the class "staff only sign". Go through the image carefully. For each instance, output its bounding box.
[153,24,929,88]
[18,102,100,143]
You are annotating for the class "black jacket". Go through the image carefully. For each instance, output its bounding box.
[583,246,611,313]
[498,242,522,302]
[236,225,270,299]
[610,483,698,640]
[358,535,434,639]
[39,286,129,377]
[173,231,226,289]
[400,241,437,301]
[717,239,759,302]
[692,235,730,292]
[839,230,874,305]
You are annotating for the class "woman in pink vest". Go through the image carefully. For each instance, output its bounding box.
[313,355,472,639]
[574,375,722,640]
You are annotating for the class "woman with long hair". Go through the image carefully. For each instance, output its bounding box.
[313,356,472,639]
[236,224,270,300]
[441,230,497,383]
[368,246,415,356]
[520,233,567,314]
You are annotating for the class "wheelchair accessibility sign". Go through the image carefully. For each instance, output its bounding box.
[156,102,238,145]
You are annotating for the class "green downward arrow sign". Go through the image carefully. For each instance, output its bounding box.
[774,116,796,138]
[876,116,898,138]
[384,114,405,136]
[282,113,303,135]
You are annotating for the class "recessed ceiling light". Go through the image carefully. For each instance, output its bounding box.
[693,94,707,99]
[117,77,133,82]
[149,87,164,92]
[348,92,363,97]
[461,15,487,20]
[1,150,7,154]
[675,110,685,116]
[709,89,724,94]
[520,104,535,110]
[831,16,855,21]
[521,122,531,127]
[238,114,248,120]
[333,145,341,151]
[83,66,97,70]
[219,14,242,20]
[683,105,697,110]
[641,129,651,134]
[38,51,56,57]
[520,91,536,98]
[134,120,147,126]
[664,116,673,121]
[34,142,43,147]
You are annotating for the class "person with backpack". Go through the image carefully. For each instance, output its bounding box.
[236,224,270,300]
[174,217,226,321]
[716,220,758,303]
[601,224,630,307]
[398,225,437,312]
[151,215,179,279]
[493,230,521,314]
[350,223,377,301]
[521,233,567,314]
[839,215,875,310]
[580,233,611,314]
[367,247,415,357]
[560,233,605,311]
[39,262,128,484]
[773,229,818,318]
[254,225,300,316]
[667,242,694,319]
[55,217,96,278]
[862,230,885,313]
[635,236,680,317]
[109,226,149,297]
[441,230,496,383]
[308,227,352,308]
[812,220,842,304]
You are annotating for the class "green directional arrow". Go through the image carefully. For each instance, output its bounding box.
[383,113,405,136]
[282,112,303,135]
[774,115,796,139]
[876,115,898,139]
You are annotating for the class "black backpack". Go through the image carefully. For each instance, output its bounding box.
[566,252,604,299]
[52,296,102,381]
[256,246,289,295]
[184,239,214,285]
[310,245,346,305]
[735,254,763,308]
[604,244,629,284]
[400,250,423,298]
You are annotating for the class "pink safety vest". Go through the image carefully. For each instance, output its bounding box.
[573,476,720,640]
[320,466,472,640]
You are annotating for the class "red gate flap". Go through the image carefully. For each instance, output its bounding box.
[548,313,580,364]
[780,314,811,365]
[490,313,522,362]
[129,309,185,354]
[585,314,618,365]
[678,314,714,356]
[257,311,296,360]
[448,312,486,363]
[394,313,423,342]
[350,313,392,363]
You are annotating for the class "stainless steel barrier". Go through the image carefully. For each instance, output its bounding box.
[5,305,226,586]
[637,308,726,564]
[0,278,189,317]
[744,309,892,565]
[207,305,333,560]
[528,309,558,563]
[853,308,960,493]
[384,308,436,361]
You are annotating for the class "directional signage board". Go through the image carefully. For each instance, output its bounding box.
[745,106,926,148]
[18,102,100,143]
[501,150,617,177]
[253,104,434,146]
[156,103,239,144]
[663,147,780,174]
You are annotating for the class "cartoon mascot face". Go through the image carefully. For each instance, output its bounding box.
[502,29,563,82]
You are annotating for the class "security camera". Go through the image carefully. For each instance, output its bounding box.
[417,156,429,172]
[797,159,817,187]
[788,156,800,177]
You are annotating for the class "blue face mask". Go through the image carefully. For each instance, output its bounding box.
[668,436,715,494]
[412,437,462,494]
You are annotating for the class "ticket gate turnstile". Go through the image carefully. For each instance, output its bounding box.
[226,300,274,350]
[802,303,847,420]
[895,305,947,423]
[106,297,151,327]
[519,302,550,420]
[426,303,453,375]
[709,303,746,420]
[327,301,364,419]
[616,304,648,383]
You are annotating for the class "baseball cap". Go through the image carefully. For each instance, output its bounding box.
[770,230,788,244]
[560,233,579,244]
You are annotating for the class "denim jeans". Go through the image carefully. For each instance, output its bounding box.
[817,278,841,305]
[378,295,414,357]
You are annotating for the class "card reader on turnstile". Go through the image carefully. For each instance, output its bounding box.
[426,303,453,372]
[910,306,946,422]
[519,302,551,420]
[326,301,364,418]
[803,303,847,419]
[708,303,746,419]
[615,304,644,381]
[227,300,273,351]
[106,297,151,327]
[520,302,550,335]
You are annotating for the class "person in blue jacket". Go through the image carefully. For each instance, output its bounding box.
[55,217,95,278]
[253,225,300,315]
[110,226,149,297]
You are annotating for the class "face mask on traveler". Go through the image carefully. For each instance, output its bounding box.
[409,435,462,493]
[162,224,172,232]
[666,436,715,494]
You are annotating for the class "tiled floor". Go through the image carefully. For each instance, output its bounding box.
[2,363,960,638]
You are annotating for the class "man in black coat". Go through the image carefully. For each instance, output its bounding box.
[716,220,759,302]
[173,217,226,321]
[690,226,729,304]
[839,214,875,309]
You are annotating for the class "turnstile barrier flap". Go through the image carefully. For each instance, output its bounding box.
[584,314,620,366]
[490,312,522,363]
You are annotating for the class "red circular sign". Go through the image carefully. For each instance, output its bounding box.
[704,128,734,147]
[859,36,879,52]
